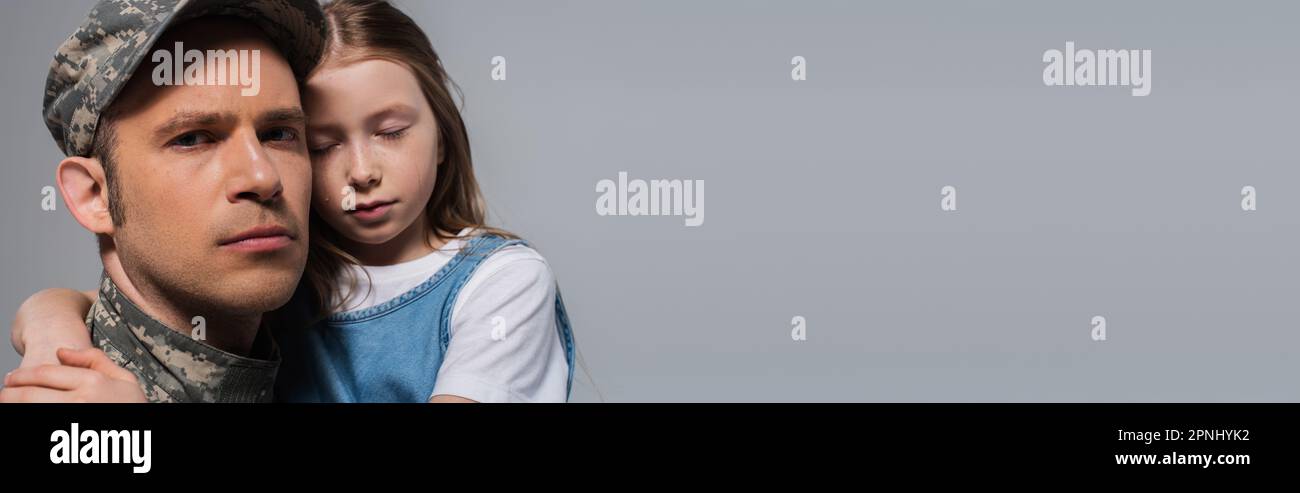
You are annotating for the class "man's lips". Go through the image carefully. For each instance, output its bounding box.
[218,225,294,253]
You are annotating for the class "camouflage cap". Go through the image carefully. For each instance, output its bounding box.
[42,0,328,157]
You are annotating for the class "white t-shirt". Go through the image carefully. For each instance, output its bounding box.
[333,228,569,403]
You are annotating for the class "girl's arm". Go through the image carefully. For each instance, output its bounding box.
[10,288,96,369]
[3,289,146,403]
[429,394,476,403]
[0,347,146,403]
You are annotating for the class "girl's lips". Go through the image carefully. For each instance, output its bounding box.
[349,201,395,222]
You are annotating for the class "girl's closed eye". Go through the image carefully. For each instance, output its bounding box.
[378,127,408,141]
[309,141,339,156]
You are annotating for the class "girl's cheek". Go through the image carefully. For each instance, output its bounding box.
[311,182,342,217]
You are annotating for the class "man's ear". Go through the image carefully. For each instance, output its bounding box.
[56,156,114,235]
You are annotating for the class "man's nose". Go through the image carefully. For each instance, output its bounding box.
[224,129,284,204]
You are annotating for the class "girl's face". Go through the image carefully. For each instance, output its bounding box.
[303,58,442,259]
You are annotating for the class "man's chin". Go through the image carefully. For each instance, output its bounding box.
[209,266,304,313]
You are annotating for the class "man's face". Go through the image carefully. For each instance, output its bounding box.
[105,18,311,317]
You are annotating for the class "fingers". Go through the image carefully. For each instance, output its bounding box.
[4,364,98,391]
[53,346,98,368]
[0,385,72,403]
[55,347,135,382]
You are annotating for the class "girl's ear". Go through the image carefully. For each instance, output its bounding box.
[436,138,445,166]
[56,156,115,236]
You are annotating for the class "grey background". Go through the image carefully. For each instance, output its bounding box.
[2,0,1297,402]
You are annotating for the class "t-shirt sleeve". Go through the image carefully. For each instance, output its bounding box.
[430,247,570,403]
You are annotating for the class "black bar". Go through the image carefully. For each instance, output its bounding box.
[0,404,1291,479]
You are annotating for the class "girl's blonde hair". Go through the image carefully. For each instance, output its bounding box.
[304,0,515,318]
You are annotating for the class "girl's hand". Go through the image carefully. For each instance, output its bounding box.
[0,348,146,403]
[10,288,95,369]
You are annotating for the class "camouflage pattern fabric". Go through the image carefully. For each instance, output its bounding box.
[42,0,326,157]
[87,274,281,403]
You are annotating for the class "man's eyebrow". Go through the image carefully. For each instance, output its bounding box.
[258,107,308,127]
[153,111,233,139]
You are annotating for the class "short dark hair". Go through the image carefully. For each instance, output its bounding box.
[89,106,125,227]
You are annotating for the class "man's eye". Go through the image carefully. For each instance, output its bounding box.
[261,127,299,142]
[170,132,214,148]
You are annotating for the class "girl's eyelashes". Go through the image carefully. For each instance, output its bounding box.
[307,126,409,156]
[309,143,338,156]
[378,127,408,141]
